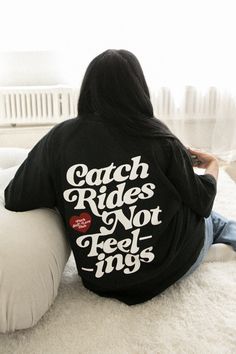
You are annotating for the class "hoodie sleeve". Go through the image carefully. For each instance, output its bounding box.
[164,138,217,217]
[4,127,57,212]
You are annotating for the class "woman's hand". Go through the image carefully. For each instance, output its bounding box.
[187,147,218,169]
[187,147,219,181]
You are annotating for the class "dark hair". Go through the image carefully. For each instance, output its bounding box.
[78,49,176,139]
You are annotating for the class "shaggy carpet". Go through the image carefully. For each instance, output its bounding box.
[0,168,236,354]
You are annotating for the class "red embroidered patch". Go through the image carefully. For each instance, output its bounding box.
[69,213,92,233]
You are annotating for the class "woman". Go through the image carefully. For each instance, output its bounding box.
[4,49,236,305]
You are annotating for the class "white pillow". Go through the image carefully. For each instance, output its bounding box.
[0,147,29,170]
[0,148,71,333]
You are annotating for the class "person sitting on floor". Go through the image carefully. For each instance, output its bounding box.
[4,49,236,305]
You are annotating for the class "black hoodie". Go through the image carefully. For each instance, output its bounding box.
[4,114,217,305]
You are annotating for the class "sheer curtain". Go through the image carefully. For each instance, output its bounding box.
[150,86,236,162]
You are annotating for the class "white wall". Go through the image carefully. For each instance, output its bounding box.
[0,51,85,87]
[0,120,213,151]
[0,126,53,149]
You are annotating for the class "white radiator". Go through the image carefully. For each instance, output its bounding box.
[0,85,234,126]
[0,86,79,125]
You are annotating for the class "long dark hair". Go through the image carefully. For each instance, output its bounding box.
[78,49,176,139]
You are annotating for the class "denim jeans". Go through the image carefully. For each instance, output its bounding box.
[179,210,236,280]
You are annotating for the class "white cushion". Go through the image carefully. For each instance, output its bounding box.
[0,147,29,170]
[0,148,71,333]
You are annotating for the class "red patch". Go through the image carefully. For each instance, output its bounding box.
[69,213,92,233]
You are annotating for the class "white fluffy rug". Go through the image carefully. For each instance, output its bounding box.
[0,168,236,354]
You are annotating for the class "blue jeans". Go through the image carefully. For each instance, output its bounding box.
[180,211,236,280]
